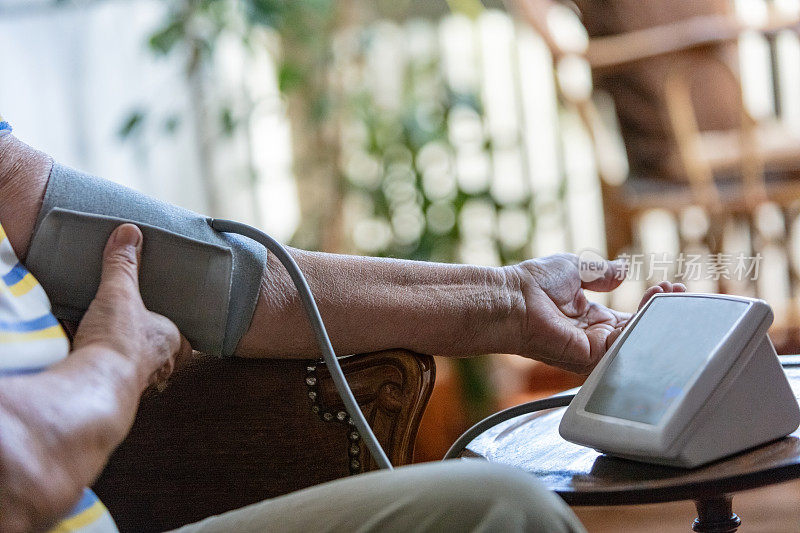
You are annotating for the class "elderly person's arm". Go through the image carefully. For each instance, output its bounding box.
[0,134,678,375]
[238,250,631,373]
[0,224,189,532]
[237,246,684,373]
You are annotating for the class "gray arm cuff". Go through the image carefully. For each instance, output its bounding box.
[26,163,267,356]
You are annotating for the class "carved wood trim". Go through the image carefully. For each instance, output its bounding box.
[311,350,436,472]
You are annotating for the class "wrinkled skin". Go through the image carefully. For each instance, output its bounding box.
[512,254,685,373]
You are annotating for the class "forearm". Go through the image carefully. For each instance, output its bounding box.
[0,345,145,532]
[236,248,525,359]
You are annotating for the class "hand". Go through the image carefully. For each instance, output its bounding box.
[510,254,685,374]
[73,224,191,386]
[0,224,192,532]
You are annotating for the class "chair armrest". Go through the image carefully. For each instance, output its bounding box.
[513,0,800,71]
[92,350,435,533]
[587,14,800,72]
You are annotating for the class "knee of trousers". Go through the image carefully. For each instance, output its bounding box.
[427,461,586,533]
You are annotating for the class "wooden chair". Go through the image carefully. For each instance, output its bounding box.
[91,350,435,533]
[513,0,800,350]
[515,0,800,255]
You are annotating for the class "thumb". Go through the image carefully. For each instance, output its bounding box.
[98,224,143,296]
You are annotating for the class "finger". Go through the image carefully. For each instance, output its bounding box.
[581,302,631,326]
[98,224,143,297]
[638,285,663,310]
[176,334,193,363]
[583,324,616,373]
[174,338,196,371]
[581,258,627,292]
[152,335,194,391]
[672,282,687,292]
[606,325,624,348]
[658,281,673,292]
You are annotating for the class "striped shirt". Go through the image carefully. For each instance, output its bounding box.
[0,222,118,532]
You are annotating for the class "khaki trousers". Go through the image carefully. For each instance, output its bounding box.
[170,460,586,533]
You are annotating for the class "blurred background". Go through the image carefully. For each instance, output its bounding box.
[4,0,800,478]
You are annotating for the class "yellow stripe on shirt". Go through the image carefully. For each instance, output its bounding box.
[0,325,66,343]
[0,224,6,242]
[49,500,107,532]
[8,271,38,296]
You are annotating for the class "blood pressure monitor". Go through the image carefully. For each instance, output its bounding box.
[559,293,800,468]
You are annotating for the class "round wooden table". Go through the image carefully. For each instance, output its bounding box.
[462,356,800,532]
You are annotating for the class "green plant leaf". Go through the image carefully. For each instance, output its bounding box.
[148,19,185,56]
[118,110,146,139]
[278,62,305,93]
[164,114,182,134]
[220,107,237,136]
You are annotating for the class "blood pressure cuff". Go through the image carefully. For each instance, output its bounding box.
[26,163,267,356]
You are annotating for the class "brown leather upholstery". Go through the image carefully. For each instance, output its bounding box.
[92,350,435,532]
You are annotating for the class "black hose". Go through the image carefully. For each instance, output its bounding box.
[443,394,575,460]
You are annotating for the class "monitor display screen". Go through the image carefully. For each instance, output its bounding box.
[584,297,749,425]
